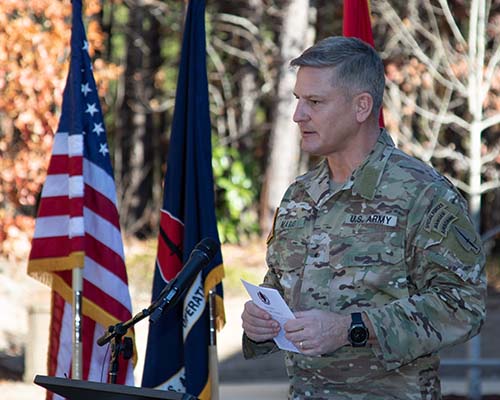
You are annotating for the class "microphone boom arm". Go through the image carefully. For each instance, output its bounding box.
[95,237,219,382]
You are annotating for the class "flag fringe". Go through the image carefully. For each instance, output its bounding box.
[27,252,85,277]
[204,263,225,329]
[50,273,138,365]
[203,263,224,297]
[198,378,211,400]
[214,294,225,331]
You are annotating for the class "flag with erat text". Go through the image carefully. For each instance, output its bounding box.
[141,0,225,399]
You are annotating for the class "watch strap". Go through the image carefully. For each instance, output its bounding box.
[349,312,369,347]
[351,312,363,325]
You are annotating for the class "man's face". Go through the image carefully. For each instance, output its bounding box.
[293,66,356,157]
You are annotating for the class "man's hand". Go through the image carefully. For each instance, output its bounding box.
[284,309,350,356]
[241,300,281,342]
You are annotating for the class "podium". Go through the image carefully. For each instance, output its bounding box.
[34,375,199,400]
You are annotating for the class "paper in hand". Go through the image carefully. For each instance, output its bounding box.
[242,279,300,353]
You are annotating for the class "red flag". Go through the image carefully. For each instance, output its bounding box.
[27,0,135,392]
[343,0,375,45]
[343,0,384,126]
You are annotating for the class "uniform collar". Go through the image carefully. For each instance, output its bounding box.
[300,129,395,205]
[351,129,395,200]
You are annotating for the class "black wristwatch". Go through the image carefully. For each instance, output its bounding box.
[348,312,369,347]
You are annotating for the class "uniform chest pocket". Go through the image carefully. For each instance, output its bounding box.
[340,228,405,265]
[331,230,408,307]
[343,246,404,267]
[267,226,311,307]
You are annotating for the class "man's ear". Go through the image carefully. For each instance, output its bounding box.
[354,93,373,123]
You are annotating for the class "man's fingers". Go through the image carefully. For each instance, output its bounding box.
[284,317,307,333]
[243,320,278,336]
[243,312,279,329]
[241,300,280,342]
[242,319,280,342]
[285,328,307,344]
[244,300,273,319]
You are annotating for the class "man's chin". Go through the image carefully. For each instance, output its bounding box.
[300,143,321,156]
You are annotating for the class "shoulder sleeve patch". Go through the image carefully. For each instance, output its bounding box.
[452,225,481,254]
[423,200,457,237]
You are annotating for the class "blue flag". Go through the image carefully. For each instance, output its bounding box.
[142,0,225,398]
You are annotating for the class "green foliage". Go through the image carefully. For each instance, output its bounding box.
[212,136,260,243]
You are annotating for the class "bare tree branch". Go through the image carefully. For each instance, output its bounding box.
[445,174,471,194]
[481,144,500,165]
[206,40,238,139]
[432,147,470,164]
[379,0,500,240]
[480,111,500,131]
[482,224,500,243]
[215,12,261,36]
[214,13,275,90]
[376,0,467,95]
[480,179,500,194]
[437,0,467,47]
[212,35,259,67]
[396,89,471,131]
[421,86,453,163]
[420,0,468,93]
[482,43,500,100]
[208,83,227,138]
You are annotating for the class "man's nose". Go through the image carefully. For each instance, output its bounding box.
[293,100,308,123]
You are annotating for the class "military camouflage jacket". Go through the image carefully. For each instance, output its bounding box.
[243,130,486,399]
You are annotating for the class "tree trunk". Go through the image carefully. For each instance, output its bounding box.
[260,0,313,233]
[115,4,163,236]
[466,2,486,398]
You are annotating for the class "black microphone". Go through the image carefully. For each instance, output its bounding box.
[148,237,219,323]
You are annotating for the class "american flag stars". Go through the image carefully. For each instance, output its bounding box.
[99,143,109,156]
[81,41,108,157]
[92,122,104,136]
[85,102,98,116]
[81,83,92,96]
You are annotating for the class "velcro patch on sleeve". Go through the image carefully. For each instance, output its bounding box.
[424,201,457,237]
[452,225,481,254]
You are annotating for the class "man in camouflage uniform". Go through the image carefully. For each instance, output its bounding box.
[241,36,486,399]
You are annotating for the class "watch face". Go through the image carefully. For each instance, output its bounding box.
[350,326,368,344]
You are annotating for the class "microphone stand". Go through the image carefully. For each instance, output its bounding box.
[106,323,133,384]
[97,238,217,386]
[97,279,178,383]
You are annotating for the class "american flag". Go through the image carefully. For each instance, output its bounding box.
[27,1,134,395]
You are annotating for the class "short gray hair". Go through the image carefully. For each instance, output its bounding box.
[290,36,385,114]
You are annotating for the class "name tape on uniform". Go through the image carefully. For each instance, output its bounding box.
[277,218,306,230]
